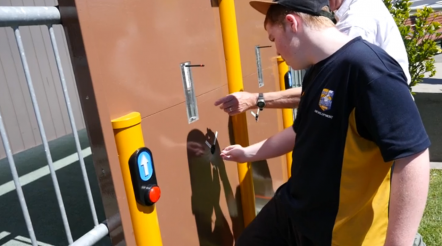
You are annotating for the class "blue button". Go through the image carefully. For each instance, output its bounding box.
[137,151,153,181]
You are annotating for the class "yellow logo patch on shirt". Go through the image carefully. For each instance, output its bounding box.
[319,88,334,111]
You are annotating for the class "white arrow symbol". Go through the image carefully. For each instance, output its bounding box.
[140,155,149,177]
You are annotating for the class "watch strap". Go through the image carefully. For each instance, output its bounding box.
[257,93,265,110]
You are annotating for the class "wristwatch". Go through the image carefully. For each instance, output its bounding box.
[257,93,265,110]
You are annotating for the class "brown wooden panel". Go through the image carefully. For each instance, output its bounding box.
[142,85,244,245]
[76,0,227,121]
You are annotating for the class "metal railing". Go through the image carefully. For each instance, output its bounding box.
[290,67,305,89]
[289,67,305,119]
[0,6,108,246]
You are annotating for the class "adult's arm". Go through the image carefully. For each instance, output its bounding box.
[214,87,302,116]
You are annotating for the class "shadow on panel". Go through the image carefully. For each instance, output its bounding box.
[186,128,243,246]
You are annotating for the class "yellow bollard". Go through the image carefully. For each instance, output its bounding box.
[218,0,256,226]
[277,56,294,179]
[112,112,163,246]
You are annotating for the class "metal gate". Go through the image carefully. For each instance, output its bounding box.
[289,67,306,119]
[0,6,112,246]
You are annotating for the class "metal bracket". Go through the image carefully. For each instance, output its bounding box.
[180,62,204,124]
[255,45,272,88]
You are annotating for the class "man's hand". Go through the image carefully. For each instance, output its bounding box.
[220,144,249,163]
[214,92,257,116]
[220,127,296,164]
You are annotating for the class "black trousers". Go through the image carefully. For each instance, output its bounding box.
[236,193,316,246]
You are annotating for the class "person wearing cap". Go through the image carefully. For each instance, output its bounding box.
[214,0,410,116]
[219,0,430,245]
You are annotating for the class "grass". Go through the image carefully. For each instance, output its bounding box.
[419,169,442,245]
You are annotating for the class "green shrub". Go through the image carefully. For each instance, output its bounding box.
[384,0,442,89]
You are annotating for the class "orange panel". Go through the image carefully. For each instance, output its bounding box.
[72,0,227,120]
[142,85,244,245]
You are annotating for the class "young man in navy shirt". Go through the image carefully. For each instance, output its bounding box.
[220,0,431,245]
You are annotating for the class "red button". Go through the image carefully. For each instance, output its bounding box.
[149,186,161,204]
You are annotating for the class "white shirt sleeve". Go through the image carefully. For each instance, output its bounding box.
[339,25,376,44]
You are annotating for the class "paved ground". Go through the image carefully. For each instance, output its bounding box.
[414,93,442,162]
[431,162,442,169]
[0,129,111,246]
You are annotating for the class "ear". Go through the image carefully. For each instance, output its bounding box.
[285,14,299,33]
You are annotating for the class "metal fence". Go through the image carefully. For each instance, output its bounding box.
[289,67,306,119]
[0,6,108,246]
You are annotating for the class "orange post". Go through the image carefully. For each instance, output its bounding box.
[112,112,163,246]
[218,0,256,226]
[277,56,294,178]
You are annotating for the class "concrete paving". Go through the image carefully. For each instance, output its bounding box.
[431,162,442,169]
[414,93,442,162]
[411,54,442,163]
[413,62,442,93]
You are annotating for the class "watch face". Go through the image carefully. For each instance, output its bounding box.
[257,101,265,108]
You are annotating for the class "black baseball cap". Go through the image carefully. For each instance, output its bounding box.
[250,0,331,17]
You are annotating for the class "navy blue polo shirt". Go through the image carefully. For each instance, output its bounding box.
[280,37,430,245]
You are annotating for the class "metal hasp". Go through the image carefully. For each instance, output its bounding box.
[180,61,203,124]
[255,45,272,87]
[0,6,61,27]
[277,56,294,179]
[112,112,163,246]
[218,0,257,227]
[128,147,161,206]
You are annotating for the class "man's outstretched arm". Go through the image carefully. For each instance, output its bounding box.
[214,87,302,116]
[385,149,430,246]
[220,127,296,163]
